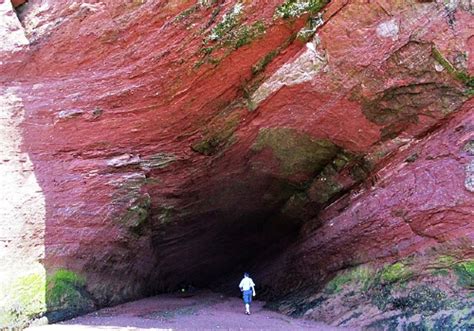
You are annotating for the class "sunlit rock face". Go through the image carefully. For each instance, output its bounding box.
[0,0,472,328]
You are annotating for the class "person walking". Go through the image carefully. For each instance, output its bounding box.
[239,272,256,315]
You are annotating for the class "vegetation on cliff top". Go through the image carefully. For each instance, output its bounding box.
[274,0,328,19]
[196,3,266,68]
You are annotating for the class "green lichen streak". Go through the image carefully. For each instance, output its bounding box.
[432,46,474,95]
[274,0,328,19]
[196,3,266,67]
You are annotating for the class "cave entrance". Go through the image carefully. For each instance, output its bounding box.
[148,200,304,298]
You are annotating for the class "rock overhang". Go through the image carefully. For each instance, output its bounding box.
[1,0,473,328]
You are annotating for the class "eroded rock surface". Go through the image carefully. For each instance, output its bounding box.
[0,0,473,329]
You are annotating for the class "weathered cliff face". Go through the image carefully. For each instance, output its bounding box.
[0,0,473,328]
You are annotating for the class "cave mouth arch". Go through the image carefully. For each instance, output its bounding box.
[146,201,305,297]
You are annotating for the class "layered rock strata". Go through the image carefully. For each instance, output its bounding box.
[0,0,472,328]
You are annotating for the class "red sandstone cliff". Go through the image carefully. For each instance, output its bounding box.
[0,0,473,328]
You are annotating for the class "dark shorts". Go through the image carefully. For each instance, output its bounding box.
[242,290,253,304]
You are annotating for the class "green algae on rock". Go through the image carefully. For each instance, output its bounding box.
[252,127,339,176]
[381,261,413,284]
[274,0,328,19]
[45,269,95,322]
[324,265,375,294]
[307,165,344,204]
[283,248,474,329]
[196,3,266,67]
[454,260,474,288]
[109,173,154,235]
[46,270,85,308]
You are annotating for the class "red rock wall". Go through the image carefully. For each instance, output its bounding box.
[260,101,473,287]
[0,0,472,325]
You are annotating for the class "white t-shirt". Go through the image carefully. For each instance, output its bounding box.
[239,277,255,291]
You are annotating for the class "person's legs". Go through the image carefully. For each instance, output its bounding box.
[243,290,252,314]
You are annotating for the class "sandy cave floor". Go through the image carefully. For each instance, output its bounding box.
[26,291,354,330]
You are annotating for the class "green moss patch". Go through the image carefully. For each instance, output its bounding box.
[174,4,199,22]
[307,152,370,204]
[272,249,474,328]
[381,262,413,284]
[207,3,243,42]
[279,192,311,222]
[361,82,464,140]
[274,0,328,19]
[46,270,85,308]
[252,127,339,176]
[368,306,473,331]
[392,285,449,315]
[325,273,353,294]
[45,269,94,322]
[436,255,457,267]
[453,260,474,288]
[208,17,265,50]
[369,284,451,315]
[325,266,375,294]
[431,269,450,277]
[206,3,265,47]
[196,3,266,67]
[302,252,473,328]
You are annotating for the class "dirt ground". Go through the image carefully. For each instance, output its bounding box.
[27,291,354,330]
